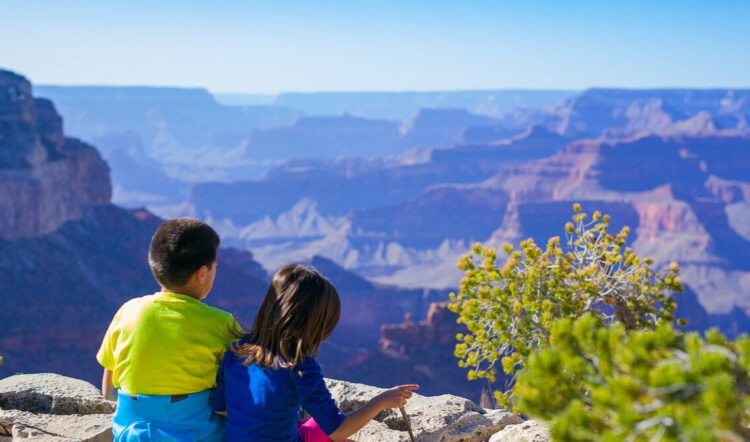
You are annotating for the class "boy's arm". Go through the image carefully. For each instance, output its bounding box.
[97,303,125,401]
[102,368,117,401]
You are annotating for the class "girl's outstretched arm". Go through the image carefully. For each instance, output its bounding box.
[328,385,419,442]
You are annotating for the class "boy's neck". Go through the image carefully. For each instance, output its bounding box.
[160,286,205,301]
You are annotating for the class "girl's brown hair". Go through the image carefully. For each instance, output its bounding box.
[233,263,341,368]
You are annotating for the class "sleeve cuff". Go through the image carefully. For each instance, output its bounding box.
[96,350,114,371]
[321,411,347,436]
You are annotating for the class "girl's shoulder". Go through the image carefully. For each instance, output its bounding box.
[296,357,321,372]
[290,357,325,381]
[221,340,250,365]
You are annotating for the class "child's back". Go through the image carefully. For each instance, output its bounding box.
[215,355,343,441]
[212,264,417,442]
[99,291,235,395]
[97,218,235,441]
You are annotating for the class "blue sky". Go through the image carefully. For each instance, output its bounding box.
[1,0,749,93]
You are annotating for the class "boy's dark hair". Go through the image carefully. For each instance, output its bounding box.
[148,218,220,289]
[233,264,341,369]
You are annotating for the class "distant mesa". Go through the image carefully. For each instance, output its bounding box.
[399,108,501,147]
[272,89,578,121]
[553,89,750,138]
[241,114,402,160]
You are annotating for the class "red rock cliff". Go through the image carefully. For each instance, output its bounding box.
[0,70,110,239]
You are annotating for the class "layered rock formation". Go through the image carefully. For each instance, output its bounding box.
[241,114,403,160]
[510,88,750,138]
[191,124,568,224]
[399,108,500,148]
[482,133,750,314]
[190,126,570,278]
[189,107,750,327]
[36,87,571,209]
[0,71,110,240]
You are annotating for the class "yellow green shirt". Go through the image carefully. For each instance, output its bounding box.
[96,291,237,395]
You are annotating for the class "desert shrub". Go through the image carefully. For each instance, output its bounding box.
[448,204,683,405]
[514,314,750,441]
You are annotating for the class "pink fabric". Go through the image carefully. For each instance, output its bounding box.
[297,418,339,442]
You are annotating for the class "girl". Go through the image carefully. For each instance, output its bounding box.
[211,263,418,442]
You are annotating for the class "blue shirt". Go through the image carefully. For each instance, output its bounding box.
[212,350,346,442]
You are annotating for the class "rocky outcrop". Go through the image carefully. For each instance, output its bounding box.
[325,378,523,442]
[0,374,115,441]
[0,70,110,240]
[0,373,539,442]
[379,303,464,356]
[706,175,750,205]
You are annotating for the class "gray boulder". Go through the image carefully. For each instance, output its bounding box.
[0,374,114,415]
[0,374,114,441]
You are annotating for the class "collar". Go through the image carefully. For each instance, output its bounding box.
[157,291,203,304]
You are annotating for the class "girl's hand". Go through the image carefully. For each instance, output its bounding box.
[374,384,419,409]
[330,384,420,442]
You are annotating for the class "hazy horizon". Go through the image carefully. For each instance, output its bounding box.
[22,82,750,96]
[2,0,749,93]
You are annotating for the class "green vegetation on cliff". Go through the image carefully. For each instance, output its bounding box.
[450,205,750,439]
[449,205,683,405]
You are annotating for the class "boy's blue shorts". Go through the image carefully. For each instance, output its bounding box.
[113,389,224,441]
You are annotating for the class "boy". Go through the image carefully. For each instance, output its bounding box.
[97,218,236,441]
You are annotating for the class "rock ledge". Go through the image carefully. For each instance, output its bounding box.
[0,374,114,441]
[0,373,548,441]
